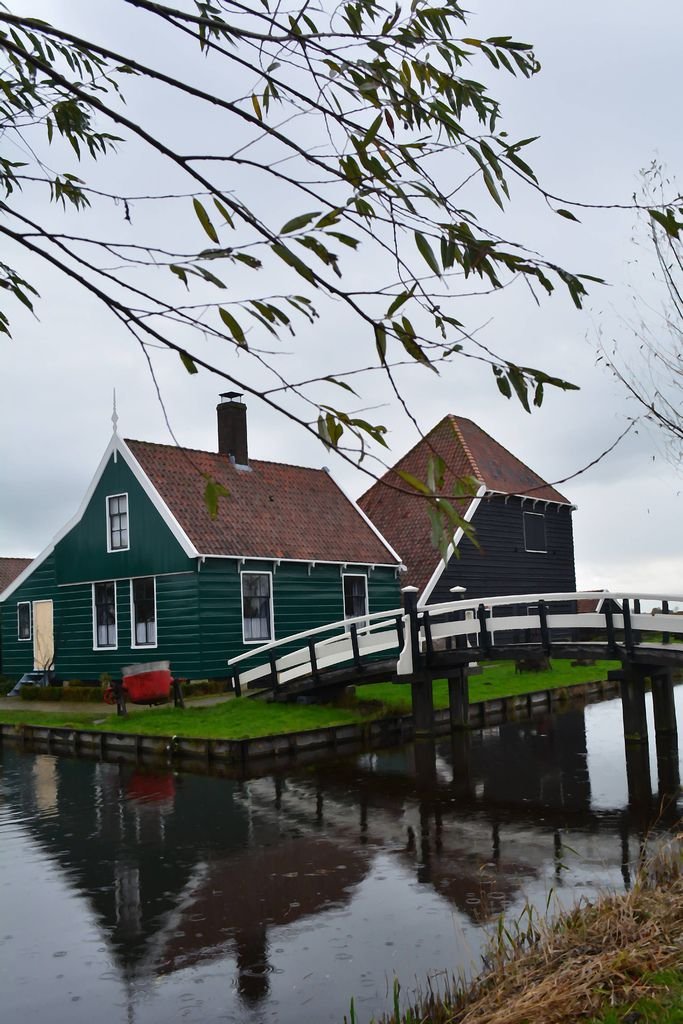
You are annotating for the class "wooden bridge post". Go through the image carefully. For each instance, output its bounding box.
[616,666,649,744]
[447,667,469,730]
[651,668,678,737]
[402,586,435,736]
[650,668,680,799]
[411,679,435,736]
[624,739,652,809]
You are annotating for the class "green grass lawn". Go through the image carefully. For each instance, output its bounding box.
[0,658,619,740]
[356,658,620,714]
[594,970,683,1024]
[0,697,383,740]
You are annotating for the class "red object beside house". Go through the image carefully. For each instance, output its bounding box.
[103,660,172,705]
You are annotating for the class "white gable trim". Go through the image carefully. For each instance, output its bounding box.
[417,485,486,608]
[485,488,574,509]
[0,434,199,603]
[326,472,405,569]
[117,438,198,558]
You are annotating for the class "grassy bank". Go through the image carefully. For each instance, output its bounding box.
[0,659,619,740]
[356,658,620,713]
[365,835,683,1024]
[0,696,383,739]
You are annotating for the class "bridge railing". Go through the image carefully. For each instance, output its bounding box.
[228,591,683,693]
[228,605,404,692]
[398,590,683,675]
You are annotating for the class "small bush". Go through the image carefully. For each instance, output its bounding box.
[20,684,105,703]
[0,677,16,696]
[180,678,228,697]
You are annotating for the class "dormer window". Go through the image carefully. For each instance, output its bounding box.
[107,493,129,552]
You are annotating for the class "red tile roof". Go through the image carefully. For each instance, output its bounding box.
[358,415,571,591]
[0,557,32,594]
[125,439,399,564]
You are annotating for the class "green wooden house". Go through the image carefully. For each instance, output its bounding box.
[0,396,403,682]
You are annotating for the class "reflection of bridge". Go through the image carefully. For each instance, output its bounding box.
[230,589,683,748]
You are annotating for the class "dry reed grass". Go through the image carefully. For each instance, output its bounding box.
[375,831,683,1024]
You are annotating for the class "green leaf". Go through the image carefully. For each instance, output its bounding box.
[385,288,413,318]
[193,198,219,243]
[324,375,358,396]
[179,351,198,374]
[251,94,262,120]
[414,232,441,276]
[281,211,321,234]
[396,470,433,496]
[506,364,531,412]
[649,207,683,239]
[169,264,188,288]
[556,208,580,222]
[213,198,234,228]
[271,243,316,284]
[203,476,230,520]
[374,322,387,364]
[219,307,247,347]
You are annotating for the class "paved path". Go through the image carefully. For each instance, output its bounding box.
[2,692,235,716]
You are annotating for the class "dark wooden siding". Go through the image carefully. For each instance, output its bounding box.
[430,495,576,604]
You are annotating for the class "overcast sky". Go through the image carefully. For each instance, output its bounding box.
[2,1,683,598]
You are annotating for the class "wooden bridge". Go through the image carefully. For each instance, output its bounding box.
[229,588,683,743]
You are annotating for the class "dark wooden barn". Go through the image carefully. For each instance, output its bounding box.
[358,415,576,626]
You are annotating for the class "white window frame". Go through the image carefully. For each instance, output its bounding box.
[92,580,118,650]
[106,492,130,553]
[17,601,32,641]
[342,573,369,624]
[130,576,158,649]
[240,570,274,645]
[523,511,547,553]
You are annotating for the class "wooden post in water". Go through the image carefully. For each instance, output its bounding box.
[449,730,473,798]
[612,664,652,808]
[447,667,469,730]
[651,668,678,737]
[651,668,680,799]
[411,679,435,736]
[615,666,649,744]
[624,738,653,809]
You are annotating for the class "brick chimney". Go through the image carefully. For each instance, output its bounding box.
[217,392,248,466]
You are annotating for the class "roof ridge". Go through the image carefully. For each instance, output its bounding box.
[451,416,569,500]
[124,438,329,475]
[447,415,485,483]
[362,414,472,496]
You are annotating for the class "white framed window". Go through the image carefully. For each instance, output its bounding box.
[342,573,368,621]
[523,511,546,553]
[131,577,157,648]
[93,581,117,649]
[17,601,32,641]
[107,493,129,552]
[241,571,274,643]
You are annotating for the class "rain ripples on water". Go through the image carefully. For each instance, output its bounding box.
[1,687,681,1024]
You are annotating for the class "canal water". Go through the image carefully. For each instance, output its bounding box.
[1,688,681,1024]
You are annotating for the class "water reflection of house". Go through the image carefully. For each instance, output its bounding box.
[4,750,371,1004]
[152,838,368,1003]
[3,706,635,1012]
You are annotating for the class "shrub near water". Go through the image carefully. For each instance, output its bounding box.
[365,835,683,1024]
